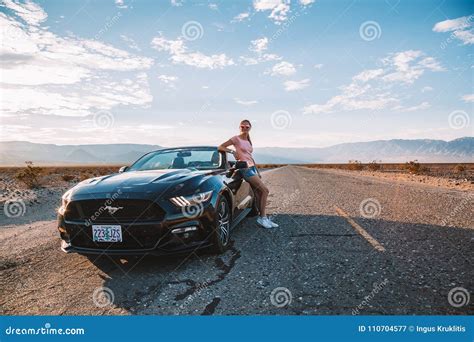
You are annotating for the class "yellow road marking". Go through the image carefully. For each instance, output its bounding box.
[334,206,386,252]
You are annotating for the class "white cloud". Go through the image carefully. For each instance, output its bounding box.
[421,86,433,93]
[1,73,152,117]
[433,15,473,33]
[240,38,281,66]
[120,34,141,51]
[239,56,259,65]
[284,79,310,91]
[115,0,128,9]
[433,15,474,45]
[171,0,183,6]
[299,0,315,5]
[313,63,323,69]
[208,3,218,10]
[303,87,398,115]
[253,0,290,24]
[400,102,431,112]
[151,35,234,69]
[381,50,444,84]
[232,12,250,22]
[249,37,268,54]
[240,54,281,65]
[353,69,384,82]
[158,74,178,89]
[0,1,153,118]
[234,98,258,106]
[452,29,474,45]
[267,61,296,76]
[461,94,474,103]
[1,0,47,26]
[0,123,175,145]
[303,50,443,115]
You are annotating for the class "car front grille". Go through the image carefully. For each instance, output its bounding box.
[65,199,166,224]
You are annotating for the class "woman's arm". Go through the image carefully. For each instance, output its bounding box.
[218,138,236,155]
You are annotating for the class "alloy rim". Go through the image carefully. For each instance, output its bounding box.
[217,200,230,245]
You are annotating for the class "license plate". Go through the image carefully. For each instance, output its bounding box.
[92,225,122,242]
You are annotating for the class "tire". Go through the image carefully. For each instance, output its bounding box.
[210,196,231,254]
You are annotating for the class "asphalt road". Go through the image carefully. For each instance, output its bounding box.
[1,165,473,315]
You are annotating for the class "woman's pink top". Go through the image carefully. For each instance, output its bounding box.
[230,135,255,167]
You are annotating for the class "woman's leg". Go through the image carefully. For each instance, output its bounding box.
[245,175,269,217]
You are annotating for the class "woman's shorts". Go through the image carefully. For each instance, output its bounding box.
[241,166,258,181]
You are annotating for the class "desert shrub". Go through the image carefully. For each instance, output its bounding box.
[348,160,363,171]
[454,164,466,174]
[15,161,43,188]
[404,160,428,175]
[62,174,76,182]
[404,160,419,174]
[367,160,381,171]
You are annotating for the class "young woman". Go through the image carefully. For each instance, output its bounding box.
[218,119,278,229]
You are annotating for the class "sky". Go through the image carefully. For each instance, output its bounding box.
[0,0,473,148]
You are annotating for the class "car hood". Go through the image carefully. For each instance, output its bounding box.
[69,169,215,199]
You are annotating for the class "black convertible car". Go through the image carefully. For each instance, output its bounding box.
[57,146,258,255]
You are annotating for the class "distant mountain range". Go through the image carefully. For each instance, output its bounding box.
[0,137,472,166]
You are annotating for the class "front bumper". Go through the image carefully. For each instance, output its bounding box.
[57,202,217,256]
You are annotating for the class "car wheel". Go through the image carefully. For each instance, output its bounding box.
[211,196,231,254]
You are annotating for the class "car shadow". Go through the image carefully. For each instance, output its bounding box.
[86,213,473,315]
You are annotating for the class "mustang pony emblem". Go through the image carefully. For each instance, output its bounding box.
[104,205,123,215]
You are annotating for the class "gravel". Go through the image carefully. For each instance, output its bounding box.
[0,165,472,315]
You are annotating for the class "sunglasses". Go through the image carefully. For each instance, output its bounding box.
[240,125,251,129]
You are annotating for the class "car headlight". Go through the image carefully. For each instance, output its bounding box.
[170,190,213,207]
[58,190,72,215]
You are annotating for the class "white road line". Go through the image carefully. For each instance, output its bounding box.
[334,206,386,252]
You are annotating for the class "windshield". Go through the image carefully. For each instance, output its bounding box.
[128,148,222,171]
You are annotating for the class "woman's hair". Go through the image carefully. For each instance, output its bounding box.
[240,119,252,146]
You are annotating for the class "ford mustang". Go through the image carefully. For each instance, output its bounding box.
[57,146,258,255]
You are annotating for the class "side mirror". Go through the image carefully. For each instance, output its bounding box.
[119,166,128,173]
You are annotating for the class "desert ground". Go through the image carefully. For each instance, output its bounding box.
[0,164,473,315]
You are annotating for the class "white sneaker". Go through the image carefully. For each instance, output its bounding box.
[267,217,279,228]
[257,216,274,229]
